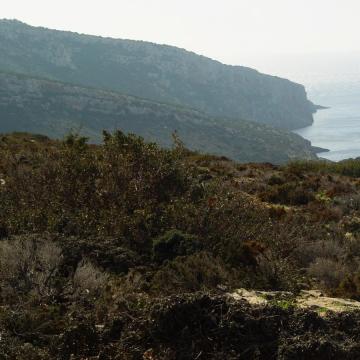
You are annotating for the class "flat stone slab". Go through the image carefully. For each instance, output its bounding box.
[229,288,360,313]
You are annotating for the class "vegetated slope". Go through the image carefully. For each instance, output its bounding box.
[1,132,360,358]
[0,71,319,163]
[0,19,317,129]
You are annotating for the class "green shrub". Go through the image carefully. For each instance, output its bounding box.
[152,230,202,263]
[267,174,285,186]
[286,159,360,178]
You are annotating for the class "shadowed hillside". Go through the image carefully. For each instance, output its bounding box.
[0,19,317,130]
[0,71,320,164]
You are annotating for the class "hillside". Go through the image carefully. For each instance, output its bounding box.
[0,71,320,163]
[0,19,317,130]
[1,132,360,358]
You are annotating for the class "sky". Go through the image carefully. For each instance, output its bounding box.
[2,0,360,83]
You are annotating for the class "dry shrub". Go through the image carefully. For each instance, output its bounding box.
[333,195,360,216]
[0,236,62,302]
[317,239,345,260]
[345,235,360,260]
[115,268,149,296]
[151,252,234,294]
[306,201,343,223]
[343,217,360,234]
[325,182,353,197]
[336,274,360,299]
[0,339,51,360]
[260,183,315,206]
[308,257,346,289]
[73,260,109,297]
[252,251,300,291]
[295,238,345,268]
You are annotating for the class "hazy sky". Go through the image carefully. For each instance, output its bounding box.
[2,0,360,82]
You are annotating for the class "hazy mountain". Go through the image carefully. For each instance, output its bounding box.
[0,19,316,130]
[0,71,319,163]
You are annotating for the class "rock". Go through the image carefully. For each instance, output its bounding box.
[229,288,360,314]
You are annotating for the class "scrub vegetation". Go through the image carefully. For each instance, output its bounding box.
[1,131,360,359]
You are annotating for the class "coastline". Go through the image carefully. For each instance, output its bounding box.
[295,104,330,156]
[294,99,360,161]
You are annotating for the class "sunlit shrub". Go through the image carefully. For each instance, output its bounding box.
[73,260,109,298]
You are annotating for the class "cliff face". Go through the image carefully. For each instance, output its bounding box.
[0,72,318,164]
[0,20,315,130]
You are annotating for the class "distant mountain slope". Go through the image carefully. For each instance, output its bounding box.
[0,72,319,163]
[0,19,316,130]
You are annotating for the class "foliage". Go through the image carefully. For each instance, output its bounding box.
[286,158,360,178]
[152,230,202,263]
[1,131,360,357]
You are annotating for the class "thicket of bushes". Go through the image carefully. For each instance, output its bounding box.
[286,158,360,178]
[2,131,360,358]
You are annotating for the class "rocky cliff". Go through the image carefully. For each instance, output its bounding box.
[0,19,315,130]
[0,72,319,163]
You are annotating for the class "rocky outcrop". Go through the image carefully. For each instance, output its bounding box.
[231,288,360,313]
[0,71,319,163]
[0,19,316,130]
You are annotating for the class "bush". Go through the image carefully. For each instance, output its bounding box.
[0,131,190,239]
[261,183,315,205]
[308,258,346,289]
[251,251,301,291]
[152,230,202,263]
[267,174,285,186]
[73,260,109,298]
[295,238,345,268]
[286,159,360,178]
[0,236,62,302]
[151,252,234,294]
[336,274,360,299]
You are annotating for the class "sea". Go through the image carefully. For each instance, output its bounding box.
[294,81,360,162]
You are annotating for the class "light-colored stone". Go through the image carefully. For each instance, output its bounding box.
[229,288,360,314]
